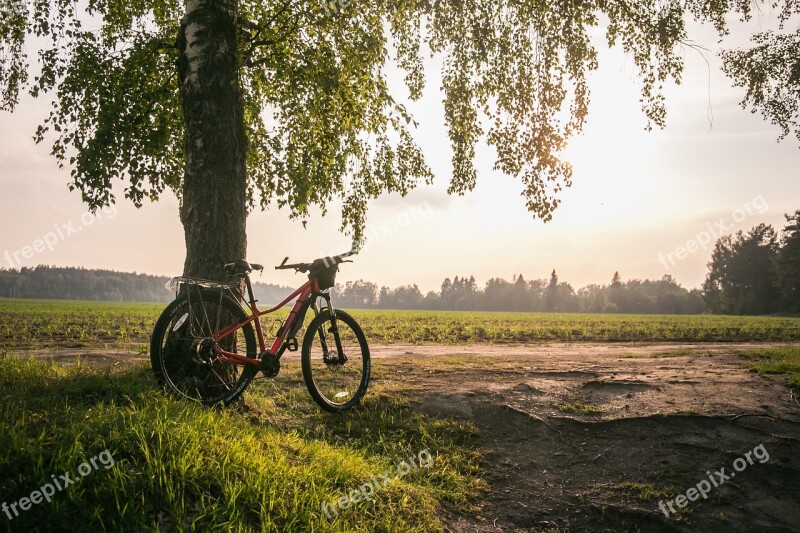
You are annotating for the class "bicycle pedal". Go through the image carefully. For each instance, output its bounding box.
[286,338,298,352]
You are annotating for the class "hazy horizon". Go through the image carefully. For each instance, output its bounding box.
[2,12,799,294]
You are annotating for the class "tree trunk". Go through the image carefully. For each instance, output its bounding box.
[177,0,247,282]
[173,0,248,398]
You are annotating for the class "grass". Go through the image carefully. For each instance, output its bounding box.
[3,298,800,350]
[558,402,603,415]
[0,355,482,531]
[734,346,800,388]
[603,481,673,502]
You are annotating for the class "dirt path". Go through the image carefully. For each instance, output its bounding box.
[377,343,800,532]
[12,340,800,367]
[12,342,800,531]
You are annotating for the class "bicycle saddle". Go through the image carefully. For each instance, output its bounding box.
[224,260,264,275]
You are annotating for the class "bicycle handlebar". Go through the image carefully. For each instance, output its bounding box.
[275,249,357,272]
[275,257,309,272]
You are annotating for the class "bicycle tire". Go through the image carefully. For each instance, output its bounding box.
[150,288,257,406]
[301,309,370,412]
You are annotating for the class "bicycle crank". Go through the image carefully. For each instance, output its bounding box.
[258,350,281,378]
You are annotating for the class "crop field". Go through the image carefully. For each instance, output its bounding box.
[0,299,162,349]
[356,310,800,344]
[1,298,800,350]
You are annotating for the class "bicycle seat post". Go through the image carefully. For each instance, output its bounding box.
[242,272,258,306]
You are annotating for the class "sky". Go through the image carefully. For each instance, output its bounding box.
[1,9,798,294]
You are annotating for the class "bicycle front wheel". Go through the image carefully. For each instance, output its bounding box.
[301,309,370,412]
[150,288,257,406]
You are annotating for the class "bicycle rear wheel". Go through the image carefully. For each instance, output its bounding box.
[150,288,257,406]
[301,309,370,412]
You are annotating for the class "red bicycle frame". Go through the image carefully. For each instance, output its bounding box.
[211,278,324,367]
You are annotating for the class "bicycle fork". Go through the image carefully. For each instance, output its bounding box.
[313,294,347,365]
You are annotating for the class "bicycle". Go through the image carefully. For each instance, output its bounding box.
[149,250,370,411]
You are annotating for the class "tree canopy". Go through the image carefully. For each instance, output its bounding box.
[2,0,797,243]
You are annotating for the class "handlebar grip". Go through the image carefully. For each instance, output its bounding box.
[276,257,289,269]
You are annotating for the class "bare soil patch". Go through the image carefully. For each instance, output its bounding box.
[378,343,800,532]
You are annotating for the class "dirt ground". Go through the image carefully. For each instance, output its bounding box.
[13,342,800,532]
[377,343,800,532]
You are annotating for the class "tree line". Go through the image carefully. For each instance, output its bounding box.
[1,210,797,315]
[0,264,704,313]
[332,272,706,314]
[336,210,799,315]
[0,266,291,304]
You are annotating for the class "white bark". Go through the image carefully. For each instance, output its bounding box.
[183,0,206,86]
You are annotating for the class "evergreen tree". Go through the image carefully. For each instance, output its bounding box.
[776,211,800,311]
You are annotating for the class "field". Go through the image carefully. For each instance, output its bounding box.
[357,310,800,344]
[1,299,800,531]
[2,299,800,351]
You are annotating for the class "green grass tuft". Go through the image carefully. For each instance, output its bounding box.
[558,402,602,415]
[734,346,800,388]
[605,481,673,502]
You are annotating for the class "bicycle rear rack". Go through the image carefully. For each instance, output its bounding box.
[167,276,242,297]
[166,276,245,338]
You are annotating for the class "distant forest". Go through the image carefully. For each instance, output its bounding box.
[0,266,292,305]
[333,272,706,314]
[0,265,707,314]
[335,211,800,315]
[1,211,797,315]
